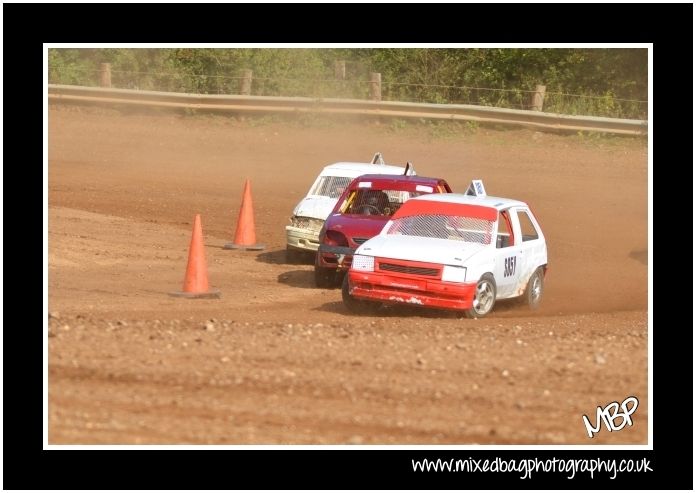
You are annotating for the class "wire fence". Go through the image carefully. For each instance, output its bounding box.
[48,66,648,120]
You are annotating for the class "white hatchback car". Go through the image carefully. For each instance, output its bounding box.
[285,153,416,261]
[343,181,548,318]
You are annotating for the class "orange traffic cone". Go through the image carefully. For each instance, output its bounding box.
[170,214,221,299]
[224,179,265,251]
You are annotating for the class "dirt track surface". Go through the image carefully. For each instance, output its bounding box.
[48,105,649,444]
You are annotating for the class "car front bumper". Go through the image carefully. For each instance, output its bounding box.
[348,271,477,311]
[286,226,321,252]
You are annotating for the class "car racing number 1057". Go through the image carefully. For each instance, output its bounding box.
[503,255,517,277]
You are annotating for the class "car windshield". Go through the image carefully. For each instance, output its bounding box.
[339,189,425,216]
[310,176,354,198]
[387,214,495,244]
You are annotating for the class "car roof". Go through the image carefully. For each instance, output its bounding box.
[408,193,528,210]
[349,174,445,186]
[319,162,409,176]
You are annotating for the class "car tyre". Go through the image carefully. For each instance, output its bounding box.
[464,274,497,319]
[523,267,544,310]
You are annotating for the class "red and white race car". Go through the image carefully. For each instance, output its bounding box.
[343,181,548,318]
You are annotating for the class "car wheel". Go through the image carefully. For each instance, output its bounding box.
[464,274,496,319]
[342,273,377,314]
[523,267,544,310]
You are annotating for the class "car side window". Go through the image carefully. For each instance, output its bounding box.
[496,211,514,248]
[516,210,539,241]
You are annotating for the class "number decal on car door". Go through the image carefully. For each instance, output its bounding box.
[504,256,517,277]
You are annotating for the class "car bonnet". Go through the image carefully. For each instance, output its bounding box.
[292,195,339,220]
[355,234,487,267]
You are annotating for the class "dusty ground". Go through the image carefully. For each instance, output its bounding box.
[47,105,649,444]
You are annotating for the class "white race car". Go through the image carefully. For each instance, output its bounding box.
[343,181,548,318]
[285,152,416,262]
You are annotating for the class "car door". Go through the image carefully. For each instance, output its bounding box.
[493,210,521,298]
[509,207,545,293]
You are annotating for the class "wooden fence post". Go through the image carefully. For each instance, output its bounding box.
[334,60,346,80]
[100,63,112,88]
[531,84,546,111]
[369,72,381,101]
[240,69,253,95]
